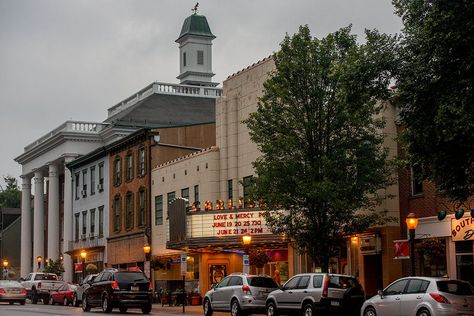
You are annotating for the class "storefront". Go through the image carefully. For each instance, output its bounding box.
[414,214,474,284]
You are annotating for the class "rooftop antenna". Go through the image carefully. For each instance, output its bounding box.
[192,2,199,14]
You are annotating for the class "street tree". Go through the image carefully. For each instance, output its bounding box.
[244,25,397,272]
[393,0,474,202]
[0,176,21,208]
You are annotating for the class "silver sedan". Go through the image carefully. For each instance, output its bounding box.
[361,276,474,316]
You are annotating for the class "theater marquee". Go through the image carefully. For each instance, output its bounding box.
[451,217,474,241]
[188,210,271,238]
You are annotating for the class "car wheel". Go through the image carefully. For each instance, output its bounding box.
[141,303,152,314]
[417,308,431,316]
[119,306,128,313]
[266,301,279,316]
[302,303,314,316]
[31,289,38,304]
[203,298,213,316]
[102,294,113,313]
[73,293,79,307]
[364,306,377,316]
[20,300,26,305]
[43,296,50,305]
[63,296,69,306]
[231,299,243,316]
[82,295,91,312]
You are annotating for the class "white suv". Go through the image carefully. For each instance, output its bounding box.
[203,273,279,316]
[266,273,365,316]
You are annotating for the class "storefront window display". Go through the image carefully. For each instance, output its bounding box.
[417,238,447,277]
[154,255,200,294]
[455,240,474,284]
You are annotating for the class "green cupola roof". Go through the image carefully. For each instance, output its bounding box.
[176,14,215,42]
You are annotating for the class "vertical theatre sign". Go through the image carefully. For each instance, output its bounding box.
[451,217,474,241]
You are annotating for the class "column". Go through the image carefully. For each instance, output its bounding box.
[62,158,74,282]
[33,171,44,272]
[47,163,60,261]
[20,175,32,277]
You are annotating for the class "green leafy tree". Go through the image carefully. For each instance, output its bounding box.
[44,258,65,276]
[0,176,21,208]
[244,25,397,272]
[393,0,474,201]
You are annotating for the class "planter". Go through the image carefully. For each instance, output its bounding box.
[190,295,201,305]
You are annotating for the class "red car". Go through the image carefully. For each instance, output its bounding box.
[48,283,75,306]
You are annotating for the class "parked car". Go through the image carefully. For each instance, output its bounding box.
[361,276,474,316]
[48,282,75,306]
[203,273,279,316]
[82,269,153,314]
[72,273,98,307]
[20,272,63,304]
[265,273,365,316]
[0,280,27,305]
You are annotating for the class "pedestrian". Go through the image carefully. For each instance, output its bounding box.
[272,269,281,285]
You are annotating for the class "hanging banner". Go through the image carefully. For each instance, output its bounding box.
[393,240,410,259]
[451,217,474,241]
[74,263,83,273]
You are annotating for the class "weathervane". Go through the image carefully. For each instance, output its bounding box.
[192,2,199,14]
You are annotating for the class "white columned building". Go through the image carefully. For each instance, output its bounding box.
[20,175,32,277]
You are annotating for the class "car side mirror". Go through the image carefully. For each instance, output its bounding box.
[19,277,25,282]
[211,284,216,290]
[378,290,384,299]
[279,285,285,291]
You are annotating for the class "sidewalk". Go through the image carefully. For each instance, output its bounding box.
[151,303,202,315]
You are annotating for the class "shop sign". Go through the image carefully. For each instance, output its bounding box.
[393,240,410,259]
[189,210,271,238]
[359,234,381,255]
[451,217,474,241]
[74,263,83,273]
[180,254,187,276]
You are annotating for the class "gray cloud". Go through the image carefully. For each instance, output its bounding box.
[0,0,401,186]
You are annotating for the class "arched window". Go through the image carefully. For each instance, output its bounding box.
[126,191,134,229]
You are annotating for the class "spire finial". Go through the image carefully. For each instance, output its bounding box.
[192,2,199,15]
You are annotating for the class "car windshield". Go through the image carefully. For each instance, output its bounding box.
[437,280,474,295]
[247,277,278,288]
[114,272,148,283]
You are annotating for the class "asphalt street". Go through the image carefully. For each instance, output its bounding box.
[0,302,225,316]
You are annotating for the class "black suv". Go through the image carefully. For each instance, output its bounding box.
[82,269,152,314]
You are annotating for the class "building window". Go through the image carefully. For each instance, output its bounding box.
[82,170,87,197]
[228,179,233,201]
[183,52,187,67]
[75,173,80,200]
[90,167,96,195]
[98,163,104,191]
[90,208,95,236]
[114,195,121,232]
[411,165,423,196]
[181,187,189,208]
[74,213,79,241]
[138,148,146,177]
[82,211,87,236]
[113,157,121,186]
[126,192,134,230]
[155,195,163,225]
[138,189,146,226]
[243,176,253,208]
[194,185,199,204]
[455,241,474,282]
[98,206,104,236]
[197,50,204,65]
[126,153,134,181]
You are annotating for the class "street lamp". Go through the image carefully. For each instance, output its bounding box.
[80,250,87,282]
[242,233,252,274]
[143,243,151,261]
[37,256,42,271]
[406,212,418,276]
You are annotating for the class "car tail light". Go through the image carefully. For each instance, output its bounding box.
[38,282,41,289]
[111,281,120,290]
[430,293,450,304]
[149,282,153,290]
[322,275,329,298]
[242,285,252,295]
[0,288,5,294]
[21,289,27,295]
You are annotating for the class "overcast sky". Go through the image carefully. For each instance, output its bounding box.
[0,0,402,187]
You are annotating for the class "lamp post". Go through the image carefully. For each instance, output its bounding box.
[406,212,418,276]
[3,260,8,280]
[242,233,252,274]
[143,243,151,280]
[37,256,42,271]
[80,250,87,282]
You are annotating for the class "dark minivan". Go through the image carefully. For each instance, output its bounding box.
[82,269,153,314]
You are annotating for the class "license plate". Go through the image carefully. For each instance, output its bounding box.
[131,286,139,291]
[330,300,340,306]
[8,290,20,294]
